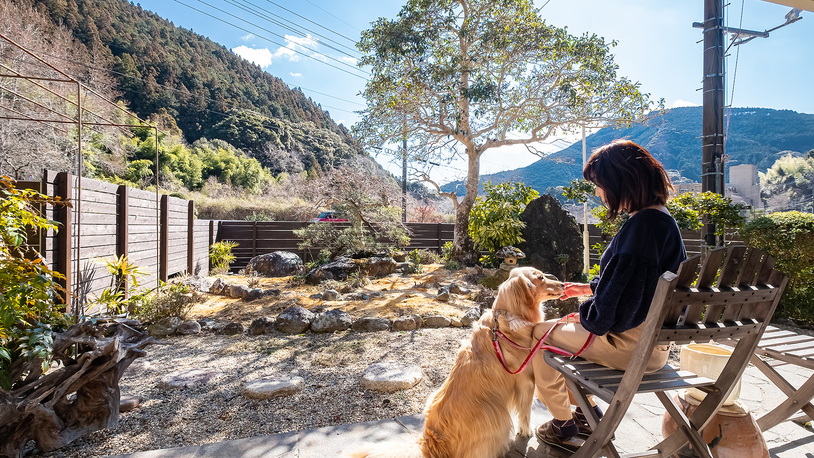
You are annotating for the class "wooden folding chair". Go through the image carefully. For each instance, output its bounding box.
[543,245,788,457]
[735,326,814,431]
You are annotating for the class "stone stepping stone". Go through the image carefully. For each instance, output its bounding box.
[241,376,305,399]
[119,395,144,412]
[159,368,222,389]
[361,362,423,393]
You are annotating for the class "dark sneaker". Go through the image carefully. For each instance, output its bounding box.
[573,412,594,437]
[536,420,585,454]
[572,412,614,440]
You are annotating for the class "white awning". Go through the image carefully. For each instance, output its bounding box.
[763,0,814,12]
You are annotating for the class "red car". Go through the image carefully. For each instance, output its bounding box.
[312,211,348,222]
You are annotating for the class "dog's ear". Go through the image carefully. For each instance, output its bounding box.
[498,274,535,314]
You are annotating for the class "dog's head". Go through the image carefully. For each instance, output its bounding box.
[495,267,564,324]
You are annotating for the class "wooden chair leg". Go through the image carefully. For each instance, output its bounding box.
[655,391,713,458]
[564,379,621,458]
[751,356,814,430]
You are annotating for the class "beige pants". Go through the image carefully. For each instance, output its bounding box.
[531,315,668,420]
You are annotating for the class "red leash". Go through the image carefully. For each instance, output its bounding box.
[492,313,596,375]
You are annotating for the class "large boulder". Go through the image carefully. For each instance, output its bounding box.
[246,251,304,277]
[305,257,360,285]
[311,309,353,333]
[276,306,315,334]
[364,257,398,277]
[518,194,584,282]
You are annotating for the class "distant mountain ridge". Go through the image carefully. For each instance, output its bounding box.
[443,107,814,193]
[30,0,362,173]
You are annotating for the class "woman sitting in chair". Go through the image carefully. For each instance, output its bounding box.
[533,140,687,453]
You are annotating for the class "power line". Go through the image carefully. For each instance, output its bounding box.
[226,0,361,57]
[178,0,367,78]
[299,0,361,33]
[168,0,367,80]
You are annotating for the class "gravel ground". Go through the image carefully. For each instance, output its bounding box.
[38,327,473,457]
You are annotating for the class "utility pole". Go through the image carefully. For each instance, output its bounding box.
[701,0,726,247]
[402,137,407,223]
[582,125,590,275]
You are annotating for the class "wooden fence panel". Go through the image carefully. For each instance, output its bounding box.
[128,188,160,290]
[217,221,456,271]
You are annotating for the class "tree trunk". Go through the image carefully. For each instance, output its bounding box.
[451,146,481,265]
[0,319,154,458]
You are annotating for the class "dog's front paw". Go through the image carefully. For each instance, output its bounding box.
[518,424,533,438]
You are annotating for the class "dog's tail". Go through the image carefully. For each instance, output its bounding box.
[345,440,423,458]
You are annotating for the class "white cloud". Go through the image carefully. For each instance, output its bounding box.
[232,46,273,67]
[672,99,700,108]
[339,56,358,66]
[240,33,255,41]
[290,72,302,77]
[273,46,299,62]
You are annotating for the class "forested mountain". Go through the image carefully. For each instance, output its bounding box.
[28,0,362,172]
[443,107,814,194]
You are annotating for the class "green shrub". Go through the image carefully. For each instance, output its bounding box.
[441,241,455,261]
[409,249,441,265]
[134,282,198,323]
[469,181,538,253]
[210,240,238,273]
[739,211,814,324]
[0,176,70,390]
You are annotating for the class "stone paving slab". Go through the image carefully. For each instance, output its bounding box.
[114,362,814,458]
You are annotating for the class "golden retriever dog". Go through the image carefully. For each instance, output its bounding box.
[349,267,563,458]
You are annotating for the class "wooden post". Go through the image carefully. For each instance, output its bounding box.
[55,172,73,310]
[252,221,258,258]
[116,185,129,297]
[437,223,442,254]
[187,200,194,275]
[160,195,168,282]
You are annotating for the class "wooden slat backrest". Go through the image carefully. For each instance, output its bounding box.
[657,246,786,346]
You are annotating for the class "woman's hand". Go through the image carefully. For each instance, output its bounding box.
[561,282,592,299]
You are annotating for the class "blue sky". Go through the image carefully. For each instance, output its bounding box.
[135,0,814,183]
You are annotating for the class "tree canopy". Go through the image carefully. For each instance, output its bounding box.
[355,0,657,261]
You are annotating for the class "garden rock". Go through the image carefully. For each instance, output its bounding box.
[360,362,423,393]
[148,317,181,337]
[228,284,250,299]
[198,318,216,331]
[276,306,315,334]
[423,315,451,328]
[243,288,266,301]
[176,320,201,335]
[119,395,143,413]
[396,262,412,273]
[365,256,398,277]
[241,376,304,399]
[543,297,580,320]
[311,309,352,333]
[391,252,408,262]
[245,251,304,277]
[183,275,212,293]
[519,194,583,281]
[448,282,466,295]
[345,292,369,301]
[220,322,244,336]
[436,287,450,302]
[209,278,228,295]
[392,316,421,331]
[248,317,275,335]
[159,368,222,389]
[450,317,462,327]
[461,307,482,327]
[305,256,359,284]
[352,317,391,332]
[322,289,340,301]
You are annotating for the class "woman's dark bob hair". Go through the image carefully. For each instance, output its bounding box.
[583,140,673,220]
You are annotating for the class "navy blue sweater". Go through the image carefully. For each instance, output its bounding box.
[579,209,687,336]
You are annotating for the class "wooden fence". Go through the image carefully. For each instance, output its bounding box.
[22,171,212,312]
[215,221,455,271]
